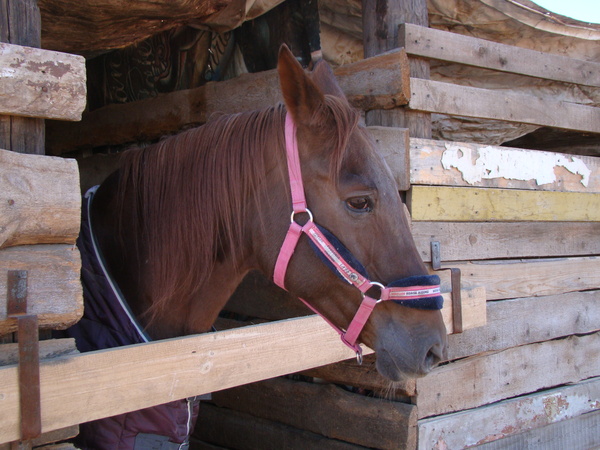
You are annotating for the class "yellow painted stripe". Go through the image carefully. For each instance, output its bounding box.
[409,186,600,221]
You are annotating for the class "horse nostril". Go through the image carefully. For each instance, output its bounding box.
[424,341,446,371]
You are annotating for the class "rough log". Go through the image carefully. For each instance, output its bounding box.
[0,148,80,249]
[0,43,86,121]
[0,244,83,335]
[45,49,411,154]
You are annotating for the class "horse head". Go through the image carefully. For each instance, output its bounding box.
[252,45,448,380]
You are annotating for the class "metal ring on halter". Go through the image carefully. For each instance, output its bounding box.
[369,281,386,303]
[290,208,314,224]
[356,349,363,365]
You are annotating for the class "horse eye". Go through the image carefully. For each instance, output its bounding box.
[346,197,373,212]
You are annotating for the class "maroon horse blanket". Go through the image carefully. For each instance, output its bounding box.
[60,186,200,449]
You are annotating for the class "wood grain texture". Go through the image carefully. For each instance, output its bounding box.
[415,332,600,418]
[0,316,374,442]
[212,376,417,449]
[412,221,600,262]
[418,377,600,449]
[435,256,600,301]
[0,43,86,120]
[46,50,411,155]
[447,290,600,361]
[408,186,600,221]
[401,23,600,87]
[0,244,83,335]
[409,138,600,193]
[0,148,80,249]
[408,78,600,134]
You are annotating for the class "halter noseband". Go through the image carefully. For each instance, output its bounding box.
[273,114,443,362]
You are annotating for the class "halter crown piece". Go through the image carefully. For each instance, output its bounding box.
[273,114,443,362]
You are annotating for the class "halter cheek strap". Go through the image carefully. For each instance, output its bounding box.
[273,114,443,361]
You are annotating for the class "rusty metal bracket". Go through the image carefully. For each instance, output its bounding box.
[7,270,42,443]
[431,242,463,334]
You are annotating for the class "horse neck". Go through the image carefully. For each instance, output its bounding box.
[94,108,286,339]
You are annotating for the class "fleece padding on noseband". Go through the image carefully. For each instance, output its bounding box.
[388,275,444,310]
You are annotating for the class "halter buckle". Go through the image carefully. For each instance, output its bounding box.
[290,208,313,224]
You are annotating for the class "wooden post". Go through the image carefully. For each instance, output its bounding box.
[362,0,432,139]
[0,0,44,154]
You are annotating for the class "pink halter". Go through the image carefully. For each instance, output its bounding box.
[273,114,442,361]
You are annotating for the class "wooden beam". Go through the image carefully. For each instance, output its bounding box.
[409,137,600,193]
[0,244,83,335]
[447,290,600,361]
[0,316,373,443]
[369,126,410,191]
[0,0,44,154]
[418,377,600,449]
[363,0,432,138]
[401,23,600,87]
[195,403,365,450]
[415,332,600,418]
[435,256,600,301]
[411,221,600,262]
[0,148,80,249]
[408,186,600,221]
[46,50,411,155]
[211,376,417,449]
[408,78,600,134]
[0,43,86,121]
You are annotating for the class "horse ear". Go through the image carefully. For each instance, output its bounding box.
[277,44,325,125]
[310,59,346,99]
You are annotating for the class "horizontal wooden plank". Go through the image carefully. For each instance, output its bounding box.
[408,186,600,221]
[408,78,600,134]
[46,49,410,155]
[0,245,83,335]
[412,221,600,262]
[400,23,600,87]
[475,408,600,450]
[195,403,364,450]
[0,43,86,121]
[0,338,78,366]
[212,377,417,449]
[415,332,600,418]
[436,256,600,301]
[0,316,373,443]
[0,149,81,249]
[447,290,600,361]
[418,377,600,449]
[409,138,600,193]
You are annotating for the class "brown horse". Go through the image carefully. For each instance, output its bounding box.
[89,45,447,381]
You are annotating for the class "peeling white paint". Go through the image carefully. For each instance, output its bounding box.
[441,143,591,187]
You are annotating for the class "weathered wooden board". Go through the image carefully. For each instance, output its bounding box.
[408,186,600,221]
[211,376,417,449]
[411,221,600,262]
[409,138,600,193]
[435,256,600,301]
[408,78,600,134]
[46,49,410,155]
[0,43,86,121]
[0,244,82,335]
[400,23,600,87]
[0,316,373,443]
[195,403,365,450]
[415,332,600,418]
[474,408,600,450]
[0,338,77,365]
[0,148,80,249]
[447,290,600,361]
[418,377,600,449]
[368,126,410,191]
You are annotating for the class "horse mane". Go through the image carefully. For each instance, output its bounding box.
[115,95,360,325]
